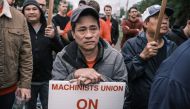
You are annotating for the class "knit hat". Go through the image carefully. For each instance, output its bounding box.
[22,0,41,12]
[22,0,46,24]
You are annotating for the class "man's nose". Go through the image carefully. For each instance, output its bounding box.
[29,9,35,13]
[85,29,93,38]
[162,18,168,24]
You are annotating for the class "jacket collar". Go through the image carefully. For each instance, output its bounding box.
[102,16,113,22]
[139,31,173,46]
[0,0,12,18]
[63,38,107,68]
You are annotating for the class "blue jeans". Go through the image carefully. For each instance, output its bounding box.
[27,82,49,109]
[0,91,15,109]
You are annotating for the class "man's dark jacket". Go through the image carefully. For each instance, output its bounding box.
[23,2,63,82]
[149,39,190,109]
[121,32,177,109]
[28,23,63,82]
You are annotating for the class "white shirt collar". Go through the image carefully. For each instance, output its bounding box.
[0,0,12,18]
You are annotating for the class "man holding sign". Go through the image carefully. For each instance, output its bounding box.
[121,4,176,109]
[52,5,128,108]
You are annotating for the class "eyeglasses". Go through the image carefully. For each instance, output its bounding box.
[75,26,99,36]
[131,11,138,13]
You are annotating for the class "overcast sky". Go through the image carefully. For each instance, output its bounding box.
[69,0,142,14]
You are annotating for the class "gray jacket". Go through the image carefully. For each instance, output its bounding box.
[52,39,128,83]
[52,39,129,108]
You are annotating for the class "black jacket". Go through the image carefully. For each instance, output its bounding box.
[22,1,63,82]
[149,39,190,109]
[102,17,119,45]
[28,22,63,82]
[121,32,177,109]
[166,26,188,46]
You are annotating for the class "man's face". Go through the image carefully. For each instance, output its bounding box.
[59,2,68,14]
[129,8,138,21]
[144,14,170,35]
[73,15,100,51]
[36,0,46,12]
[104,7,112,17]
[24,5,41,24]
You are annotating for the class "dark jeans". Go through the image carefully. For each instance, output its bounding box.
[27,82,49,109]
[0,91,15,109]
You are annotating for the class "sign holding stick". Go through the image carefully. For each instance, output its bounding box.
[154,0,167,41]
[47,0,54,25]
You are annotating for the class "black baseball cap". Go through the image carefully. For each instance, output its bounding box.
[71,5,99,24]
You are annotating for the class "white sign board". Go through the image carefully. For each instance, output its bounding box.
[48,81,126,109]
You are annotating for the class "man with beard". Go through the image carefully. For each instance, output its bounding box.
[121,6,143,48]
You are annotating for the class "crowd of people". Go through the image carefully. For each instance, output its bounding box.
[0,0,190,109]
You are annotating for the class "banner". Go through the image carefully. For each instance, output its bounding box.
[48,81,126,109]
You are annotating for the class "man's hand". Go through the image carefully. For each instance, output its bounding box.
[56,26,64,35]
[140,41,159,60]
[124,26,130,30]
[111,44,115,47]
[136,29,140,32]
[45,25,55,38]
[71,68,102,85]
[15,88,31,101]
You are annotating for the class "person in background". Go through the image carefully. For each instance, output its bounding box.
[22,0,63,109]
[66,0,86,17]
[167,15,190,46]
[121,6,143,48]
[87,0,111,44]
[121,4,176,109]
[52,5,128,109]
[36,0,46,13]
[102,4,119,47]
[60,0,87,42]
[6,0,14,6]
[52,0,70,47]
[0,0,33,108]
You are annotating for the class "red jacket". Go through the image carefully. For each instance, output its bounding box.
[121,19,143,48]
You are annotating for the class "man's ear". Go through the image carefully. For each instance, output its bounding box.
[187,20,190,26]
[143,21,148,28]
